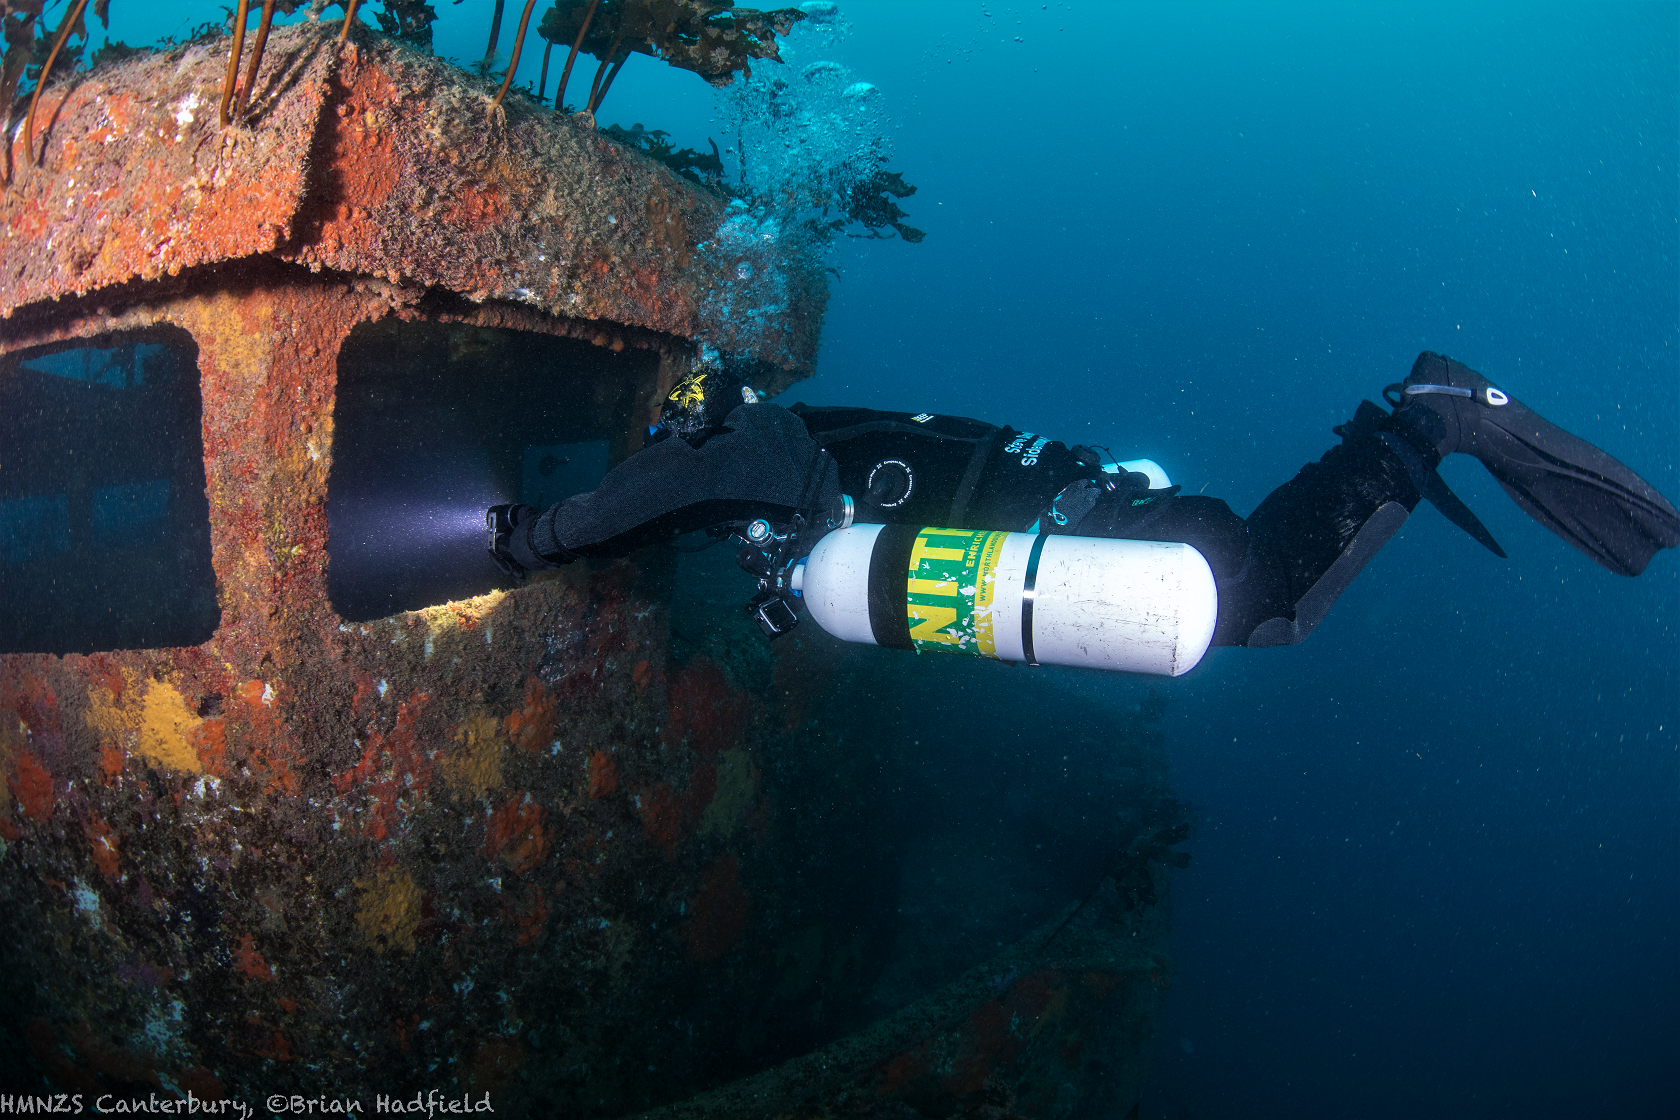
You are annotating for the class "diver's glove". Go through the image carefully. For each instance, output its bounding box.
[487,504,575,579]
[1381,351,1680,576]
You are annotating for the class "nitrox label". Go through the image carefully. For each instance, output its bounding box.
[905,527,1010,657]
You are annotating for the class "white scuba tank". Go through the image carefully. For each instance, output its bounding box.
[791,523,1218,677]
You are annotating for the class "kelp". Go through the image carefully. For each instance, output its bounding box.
[833,167,924,243]
[87,36,148,67]
[370,0,437,49]
[15,0,95,172]
[539,0,805,102]
[0,5,38,182]
[799,166,924,244]
[489,0,539,108]
[604,121,724,187]
[2,0,922,248]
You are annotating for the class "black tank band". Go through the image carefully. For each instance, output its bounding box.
[866,524,919,650]
[1020,533,1048,666]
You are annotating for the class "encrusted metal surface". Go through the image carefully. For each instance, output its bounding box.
[0,21,1175,1114]
[0,275,891,1110]
[0,274,1179,1109]
[1,28,330,307]
[2,23,826,382]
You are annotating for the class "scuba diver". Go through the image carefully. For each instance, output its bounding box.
[486,351,1679,673]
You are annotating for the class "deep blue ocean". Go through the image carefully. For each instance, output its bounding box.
[111,2,1680,1114]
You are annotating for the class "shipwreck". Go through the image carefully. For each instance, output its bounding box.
[0,18,1184,1115]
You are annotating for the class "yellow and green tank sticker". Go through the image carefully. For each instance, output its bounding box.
[905,527,1010,656]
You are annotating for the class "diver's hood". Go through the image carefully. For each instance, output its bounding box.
[659,369,757,443]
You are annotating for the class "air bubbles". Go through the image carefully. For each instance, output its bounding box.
[701,5,892,365]
[799,0,840,28]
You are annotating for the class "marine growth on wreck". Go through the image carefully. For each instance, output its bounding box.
[0,4,1188,1113]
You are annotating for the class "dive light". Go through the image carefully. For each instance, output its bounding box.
[486,503,529,578]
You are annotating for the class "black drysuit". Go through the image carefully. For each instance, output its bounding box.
[516,399,1423,648]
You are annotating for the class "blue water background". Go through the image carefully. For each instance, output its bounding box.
[587,6,1680,1114]
[108,2,1680,1113]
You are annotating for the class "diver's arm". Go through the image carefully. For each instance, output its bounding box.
[506,402,840,568]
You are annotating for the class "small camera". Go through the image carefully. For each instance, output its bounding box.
[749,588,800,638]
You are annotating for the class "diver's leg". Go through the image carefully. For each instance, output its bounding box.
[1234,400,1421,646]
[1384,351,1679,577]
[1079,494,1291,647]
[1089,351,1680,648]
[1071,399,1421,648]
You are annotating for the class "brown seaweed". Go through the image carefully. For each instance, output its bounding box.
[540,0,805,111]
[21,0,89,162]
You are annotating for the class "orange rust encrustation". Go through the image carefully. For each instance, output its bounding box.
[0,21,1175,1116]
[0,19,844,1108]
[2,22,825,376]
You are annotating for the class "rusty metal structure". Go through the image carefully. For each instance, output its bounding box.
[1,22,1181,1115]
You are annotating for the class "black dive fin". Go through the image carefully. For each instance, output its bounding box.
[1378,432,1506,558]
[1466,404,1680,577]
[1416,464,1506,558]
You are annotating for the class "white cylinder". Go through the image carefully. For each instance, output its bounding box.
[796,525,1218,677]
[799,522,883,646]
[1113,458,1172,489]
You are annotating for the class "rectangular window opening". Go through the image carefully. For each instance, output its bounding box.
[327,320,651,621]
[0,327,218,655]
